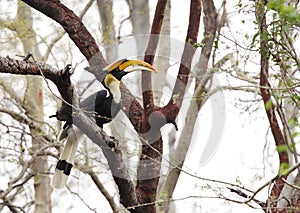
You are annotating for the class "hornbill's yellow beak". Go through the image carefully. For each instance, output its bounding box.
[103,59,157,103]
[104,59,157,74]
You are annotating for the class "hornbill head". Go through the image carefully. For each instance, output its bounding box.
[103,59,157,103]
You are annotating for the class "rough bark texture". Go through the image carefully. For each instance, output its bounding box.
[134,1,168,212]
[72,111,139,211]
[21,0,106,68]
[160,0,201,123]
[134,1,202,212]
[20,1,142,210]
[142,0,167,111]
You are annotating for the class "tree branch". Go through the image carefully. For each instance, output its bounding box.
[195,0,218,89]
[21,0,106,68]
[161,0,202,125]
[159,1,216,208]
[0,55,74,122]
[256,0,289,209]
[43,0,95,61]
[0,56,139,210]
[227,187,266,210]
[0,79,23,107]
[17,1,143,209]
[88,171,118,212]
[142,0,167,112]
[72,110,139,211]
[135,0,202,212]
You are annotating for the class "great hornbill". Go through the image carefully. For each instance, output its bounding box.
[52,59,156,189]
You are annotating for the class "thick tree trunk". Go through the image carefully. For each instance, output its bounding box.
[127,0,150,56]
[97,0,117,62]
[17,2,51,212]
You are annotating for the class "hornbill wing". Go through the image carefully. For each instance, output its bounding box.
[94,92,122,127]
[79,90,108,112]
[80,90,118,127]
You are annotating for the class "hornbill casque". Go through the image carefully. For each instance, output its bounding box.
[52,59,156,189]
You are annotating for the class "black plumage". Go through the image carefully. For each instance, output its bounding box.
[79,90,121,128]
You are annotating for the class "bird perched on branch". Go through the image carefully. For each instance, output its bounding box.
[52,59,156,189]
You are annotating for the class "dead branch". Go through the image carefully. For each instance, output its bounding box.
[88,171,118,212]
[19,0,143,208]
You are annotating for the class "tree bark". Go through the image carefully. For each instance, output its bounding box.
[21,0,106,69]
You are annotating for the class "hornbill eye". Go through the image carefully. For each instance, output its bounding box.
[104,59,157,80]
[103,59,157,103]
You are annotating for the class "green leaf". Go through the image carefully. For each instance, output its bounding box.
[193,42,203,48]
[285,79,293,87]
[279,162,289,176]
[276,144,288,153]
[267,0,300,24]
[288,117,298,127]
[251,32,259,46]
[291,132,298,139]
[213,40,219,48]
[264,99,273,110]
[276,143,296,153]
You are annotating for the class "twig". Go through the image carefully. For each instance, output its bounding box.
[227,187,266,209]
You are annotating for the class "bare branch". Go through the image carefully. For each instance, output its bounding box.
[135,1,202,212]
[162,0,202,124]
[21,0,106,68]
[0,78,23,106]
[228,187,266,209]
[142,0,167,112]
[88,171,118,212]
[72,110,139,210]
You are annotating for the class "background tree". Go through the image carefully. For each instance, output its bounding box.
[0,1,52,212]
